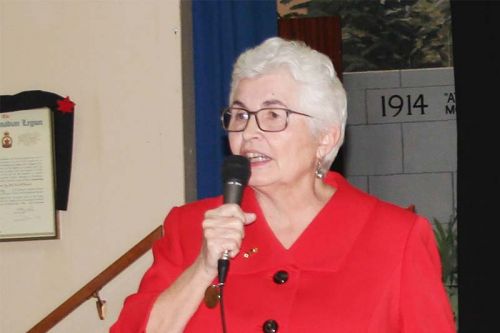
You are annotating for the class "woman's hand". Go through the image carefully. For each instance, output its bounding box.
[198,204,256,277]
[145,205,255,333]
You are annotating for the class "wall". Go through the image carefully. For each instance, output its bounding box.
[343,68,456,224]
[0,1,187,332]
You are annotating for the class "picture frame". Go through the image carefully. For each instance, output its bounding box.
[0,107,58,241]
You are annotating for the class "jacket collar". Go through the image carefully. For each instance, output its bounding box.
[232,172,377,273]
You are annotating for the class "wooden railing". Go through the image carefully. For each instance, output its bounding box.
[27,225,163,333]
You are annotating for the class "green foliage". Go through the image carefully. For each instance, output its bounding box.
[433,213,458,288]
[278,0,453,71]
[281,0,311,18]
[433,213,458,326]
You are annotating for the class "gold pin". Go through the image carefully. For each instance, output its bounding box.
[243,247,259,259]
[204,284,220,308]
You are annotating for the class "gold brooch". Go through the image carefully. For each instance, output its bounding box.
[243,247,259,259]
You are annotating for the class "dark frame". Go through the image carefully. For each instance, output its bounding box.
[0,90,74,241]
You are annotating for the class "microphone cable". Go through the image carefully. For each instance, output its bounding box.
[219,284,228,333]
[218,255,230,333]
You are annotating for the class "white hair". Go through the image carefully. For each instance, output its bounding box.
[229,37,348,174]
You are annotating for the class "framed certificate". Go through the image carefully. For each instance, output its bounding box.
[0,108,58,241]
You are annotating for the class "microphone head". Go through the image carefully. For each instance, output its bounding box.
[221,155,251,186]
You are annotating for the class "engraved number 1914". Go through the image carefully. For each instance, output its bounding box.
[381,94,428,117]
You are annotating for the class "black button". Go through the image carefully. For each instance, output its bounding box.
[262,319,278,332]
[273,270,289,284]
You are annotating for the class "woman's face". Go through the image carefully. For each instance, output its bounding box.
[228,69,323,189]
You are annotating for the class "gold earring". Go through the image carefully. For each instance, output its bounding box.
[315,160,324,179]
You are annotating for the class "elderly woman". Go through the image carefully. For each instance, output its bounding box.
[112,37,455,333]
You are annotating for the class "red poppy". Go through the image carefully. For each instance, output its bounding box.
[57,96,75,113]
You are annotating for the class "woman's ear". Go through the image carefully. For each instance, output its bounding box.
[316,126,341,160]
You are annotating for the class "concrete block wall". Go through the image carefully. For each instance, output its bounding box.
[342,68,456,224]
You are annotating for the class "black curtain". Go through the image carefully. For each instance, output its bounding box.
[451,1,499,331]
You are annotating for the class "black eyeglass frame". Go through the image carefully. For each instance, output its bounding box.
[220,107,312,133]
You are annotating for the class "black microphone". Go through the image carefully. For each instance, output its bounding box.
[218,155,251,285]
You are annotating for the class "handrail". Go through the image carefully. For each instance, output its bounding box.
[27,225,163,333]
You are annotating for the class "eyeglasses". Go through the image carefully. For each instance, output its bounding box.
[221,107,312,132]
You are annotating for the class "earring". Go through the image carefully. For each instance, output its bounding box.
[315,160,324,179]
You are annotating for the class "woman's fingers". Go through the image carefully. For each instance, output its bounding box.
[201,204,254,265]
[204,203,246,219]
[244,212,257,225]
[203,217,244,255]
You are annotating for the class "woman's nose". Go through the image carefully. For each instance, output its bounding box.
[242,114,261,138]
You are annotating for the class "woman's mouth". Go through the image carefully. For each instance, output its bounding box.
[245,152,271,163]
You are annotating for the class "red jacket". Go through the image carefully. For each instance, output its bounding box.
[111,172,456,332]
